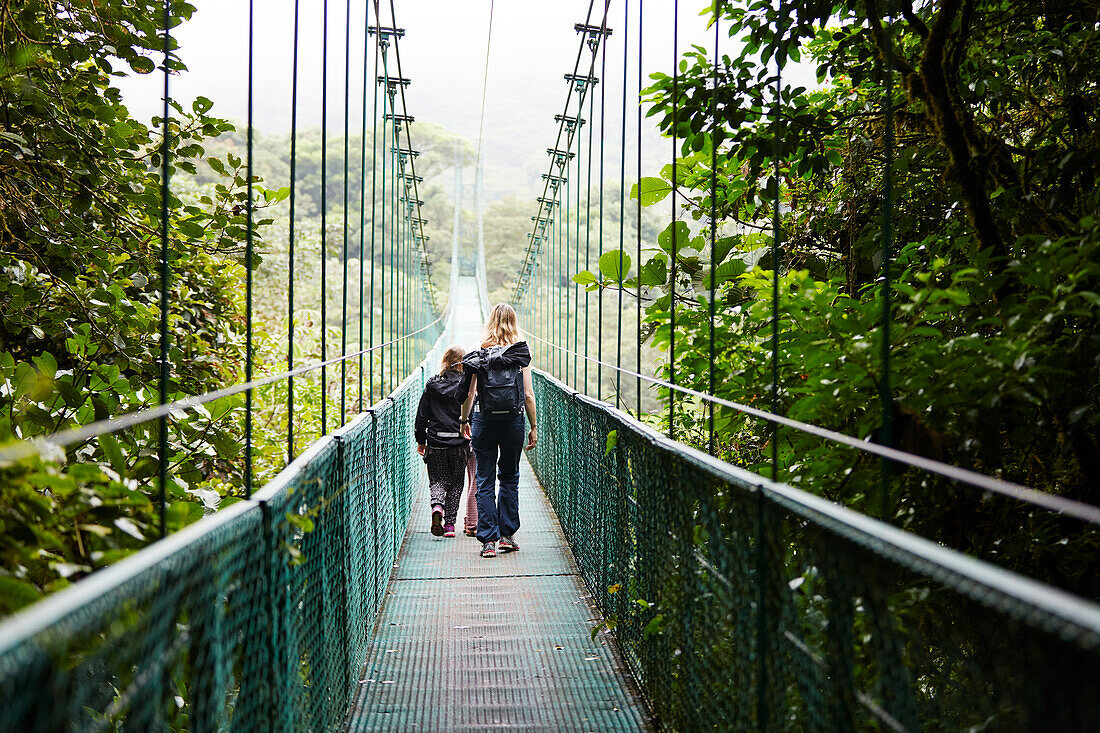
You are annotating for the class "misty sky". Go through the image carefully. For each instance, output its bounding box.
[116,1,815,199]
[118,2,721,179]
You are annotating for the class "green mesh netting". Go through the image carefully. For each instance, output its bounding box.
[0,365,429,732]
[528,370,1100,731]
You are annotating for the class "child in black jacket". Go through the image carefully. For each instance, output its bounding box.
[415,345,472,537]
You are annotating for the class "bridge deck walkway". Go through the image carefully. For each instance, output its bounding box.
[347,279,650,731]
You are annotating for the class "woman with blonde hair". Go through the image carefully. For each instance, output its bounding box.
[460,303,537,558]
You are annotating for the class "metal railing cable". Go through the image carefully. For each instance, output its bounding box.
[597,10,608,401]
[0,311,447,466]
[0,0,446,725]
[528,369,1100,730]
[0,351,443,732]
[520,329,1100,525]
[505,2,1100,538]
[359,0,371,414]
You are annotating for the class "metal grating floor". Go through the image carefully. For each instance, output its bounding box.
[345,454,652,731]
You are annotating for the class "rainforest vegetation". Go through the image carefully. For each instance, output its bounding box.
[1,0,1098,619]
[576,0,1100,597]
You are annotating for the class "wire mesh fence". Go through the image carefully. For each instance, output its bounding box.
[0,364,429,732]
[529,370,1100,730]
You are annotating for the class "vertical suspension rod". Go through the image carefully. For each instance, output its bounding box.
[245,0,255,497]
[157,0,172,538]
[288,0,301,461]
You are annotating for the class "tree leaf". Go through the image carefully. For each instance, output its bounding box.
[630,177,672,207]
[598,251,632,283]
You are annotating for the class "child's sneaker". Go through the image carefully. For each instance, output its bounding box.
[464,526,476,537]
[480,541,496,558]
[430,506,444,536]
[498,535,519,553]
[443,523,455,538]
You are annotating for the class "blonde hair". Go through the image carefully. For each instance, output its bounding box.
[439,345,466,375]
[481,303,520,347]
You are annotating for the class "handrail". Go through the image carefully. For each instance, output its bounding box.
[551,369,1100,635]
[0,311,448,465]
[527,368,1100,729]
[0,338,445,731]
[522,331,1100,525]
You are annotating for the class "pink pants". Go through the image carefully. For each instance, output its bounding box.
[463,450,478,533]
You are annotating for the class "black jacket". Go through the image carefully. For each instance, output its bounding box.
[414,370,471,447]
[462,341,532,378]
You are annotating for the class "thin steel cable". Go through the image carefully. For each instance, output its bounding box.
[762,12,784,715]
[636,0,643,415]
[475,0,495,194]
[288,0,301,462]
[359,0,371,412]
[519,330,1100,527]
[879,0,896,519]
[321,0,330,436]
[0,311,448,466]
[379,40,388,395]
[400,158,406,378]
[400,161,405,380]
[157,0,171,538]
[576,123,585,391]
[669,0,678,440]
[708,3,719,455]
[390,88,399,390]
[245,0,254,498]
[341,0,351,427]
[597,6,608,401]
[572,123,580,390]
[770,1,783,478]
[566,134,573,388]
[585,78,595,390]
[556,168,563,378]
[616,0,628,410]
[370,8,381,404]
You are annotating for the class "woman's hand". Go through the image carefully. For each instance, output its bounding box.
[526,427,537,450]
[462,422,471,440]
[416,443,426,457]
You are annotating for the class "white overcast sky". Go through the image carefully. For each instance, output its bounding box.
[119,2,714,151]
[116,1,819,200]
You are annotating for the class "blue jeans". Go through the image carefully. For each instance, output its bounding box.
[471,413,524,543]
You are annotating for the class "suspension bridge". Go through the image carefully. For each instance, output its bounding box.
[1,0,1099,731]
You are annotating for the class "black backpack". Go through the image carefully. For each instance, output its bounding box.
[478,346,524,420]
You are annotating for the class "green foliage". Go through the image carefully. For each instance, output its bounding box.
[586,0,1100,597]
[0,0,286,613]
